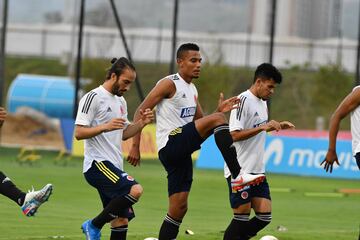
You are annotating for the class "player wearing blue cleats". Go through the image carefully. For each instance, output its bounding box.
[81,220,101,240]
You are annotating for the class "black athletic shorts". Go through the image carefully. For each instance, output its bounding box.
[84,160,138,220]
[226,176,271,209]
[158,122,204,196]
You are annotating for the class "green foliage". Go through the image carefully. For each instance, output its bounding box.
[195,64,255,114]
[312,65,353,117]
[2,57,356,129]
[271,64,354,129]
[271,65,317,128]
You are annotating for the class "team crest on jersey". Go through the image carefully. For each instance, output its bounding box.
[180,107,196,118]
[120,106,125,115]
[241,191,249,199]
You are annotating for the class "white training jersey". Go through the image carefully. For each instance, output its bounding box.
[75,85,130,173]
[156,73,198,151]
[225,90,268,178]
[351,85,360,155]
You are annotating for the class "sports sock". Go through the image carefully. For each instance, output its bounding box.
[158,214,182,240]
[0,171,26,206]
[214,124,241,178]
[245,212,272,238]
[110,225,128,240]
[223,213,250,240]
[92,194,138,229]
[355,152,360,170]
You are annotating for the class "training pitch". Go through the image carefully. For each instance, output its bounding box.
[0,147,359,240]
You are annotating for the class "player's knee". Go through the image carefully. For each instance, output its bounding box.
[129,184,143,199]
[177,201,188,215]
[110,217,128,228]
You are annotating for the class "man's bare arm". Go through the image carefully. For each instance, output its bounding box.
[75,118,126,140]
[127,79,176,166]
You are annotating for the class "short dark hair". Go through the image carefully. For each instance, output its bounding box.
[106,57,136,80]
[176,43,200,59]
[253,63,282,84]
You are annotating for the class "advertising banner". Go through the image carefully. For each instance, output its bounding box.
[196,135,359,180]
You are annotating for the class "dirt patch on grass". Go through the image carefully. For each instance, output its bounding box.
[0,114,63,150]
[338,188,360,194]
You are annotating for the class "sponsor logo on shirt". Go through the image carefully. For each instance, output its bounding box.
[107,107,112,112]
[180,107,196,118]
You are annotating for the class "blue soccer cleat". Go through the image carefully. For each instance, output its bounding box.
[21,183,53,217]
[81,219,101,240]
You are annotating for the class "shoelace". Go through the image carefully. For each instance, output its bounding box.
[27,186,46,202]
[27,186,35,193]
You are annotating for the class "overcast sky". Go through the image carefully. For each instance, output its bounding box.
[2,0,359,39]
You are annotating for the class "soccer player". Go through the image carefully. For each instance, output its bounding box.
[75,57,154,240]
[0,107,53,217]
[223,63,295,240]
[127,43,264,240]
[321,85,360,172]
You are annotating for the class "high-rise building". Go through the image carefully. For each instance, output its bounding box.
[250,0,342,39]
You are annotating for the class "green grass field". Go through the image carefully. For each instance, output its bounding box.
[0,147,359,240]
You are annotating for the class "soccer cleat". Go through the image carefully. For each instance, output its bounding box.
[81,220,101,240]
[21,183,53,217]
[231,173,266,192]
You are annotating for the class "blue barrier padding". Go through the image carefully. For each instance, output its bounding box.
[7,74,74,118]
[196,135,224,169]
[196,135,359,180]
[60,118,75,152]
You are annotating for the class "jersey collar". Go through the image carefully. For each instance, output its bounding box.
[99,85,115,97]
[247,89,262,101]
[176,73,191,85]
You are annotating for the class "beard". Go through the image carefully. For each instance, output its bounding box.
[111,84,123,97]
